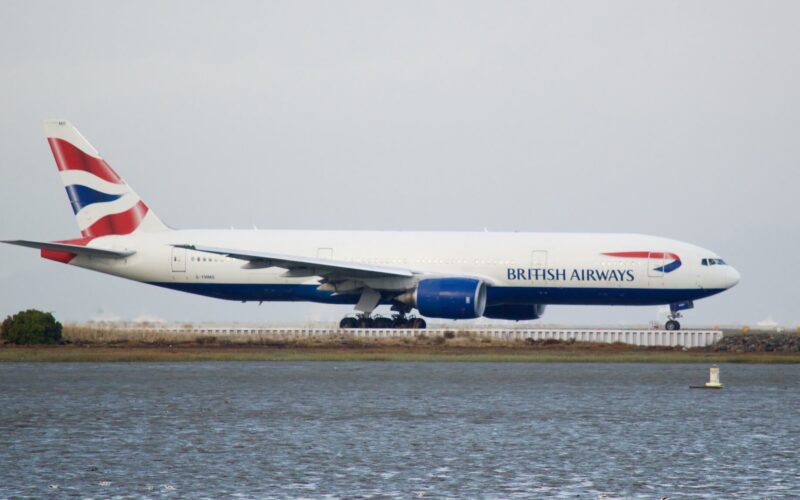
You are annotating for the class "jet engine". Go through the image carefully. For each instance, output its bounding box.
[395,278,487,319]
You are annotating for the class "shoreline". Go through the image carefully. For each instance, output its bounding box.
[2,344,799,363]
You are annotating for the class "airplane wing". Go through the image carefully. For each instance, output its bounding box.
[3,240,135,259]
[173,244,416,279]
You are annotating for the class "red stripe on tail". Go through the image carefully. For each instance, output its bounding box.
[81,200,149,238]
[47,138,123,184]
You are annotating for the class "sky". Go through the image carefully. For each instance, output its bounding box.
[1,1,798,327]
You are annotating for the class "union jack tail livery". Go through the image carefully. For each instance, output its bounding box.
[44,119,169,237]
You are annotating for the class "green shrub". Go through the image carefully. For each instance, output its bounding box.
[1,309,63,345]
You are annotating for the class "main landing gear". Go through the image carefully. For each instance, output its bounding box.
[339,294,427,329]
[338,312,427,329]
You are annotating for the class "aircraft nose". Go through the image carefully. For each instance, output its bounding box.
[726,267,741,288]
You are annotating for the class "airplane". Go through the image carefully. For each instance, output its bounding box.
[3,120,740,330]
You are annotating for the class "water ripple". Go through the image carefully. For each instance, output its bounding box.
[0,362,798,498]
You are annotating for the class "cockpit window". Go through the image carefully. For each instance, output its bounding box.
[702,258,727,266]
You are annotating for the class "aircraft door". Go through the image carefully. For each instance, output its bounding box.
[530,251,549,291]
[171,247,186,272]
[647,252,665,278]
[530,250,548,269]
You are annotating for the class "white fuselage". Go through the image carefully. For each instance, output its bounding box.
[68,230,740,308]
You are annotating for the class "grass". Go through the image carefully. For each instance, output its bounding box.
[0,325,797,363]
[2,344,799,363]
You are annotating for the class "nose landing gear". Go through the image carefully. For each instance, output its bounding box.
[664,301,694,331]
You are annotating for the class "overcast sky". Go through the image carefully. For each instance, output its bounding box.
[1,1,797,327]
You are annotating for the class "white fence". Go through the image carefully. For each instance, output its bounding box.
[118,327,723,348]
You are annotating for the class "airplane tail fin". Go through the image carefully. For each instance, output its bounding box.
[44,119,169,238]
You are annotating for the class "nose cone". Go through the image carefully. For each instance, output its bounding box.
[725,267,741,289]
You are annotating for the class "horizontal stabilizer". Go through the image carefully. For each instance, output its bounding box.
[2,240,135,259]
[174,244,414,278]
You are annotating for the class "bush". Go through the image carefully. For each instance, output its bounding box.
[431,335,447,345]
[1,309,63,345]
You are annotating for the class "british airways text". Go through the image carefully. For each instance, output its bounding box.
[507,268,635,282]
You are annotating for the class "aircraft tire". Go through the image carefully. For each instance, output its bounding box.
[408,317,427,329]
[665,320,681,331]
[392,317,408,329]
[371,317,393,329]
[339,317,357,329]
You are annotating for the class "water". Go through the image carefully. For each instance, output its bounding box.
[1,362,798,498]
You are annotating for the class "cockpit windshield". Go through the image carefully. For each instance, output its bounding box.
[701,258,727,266]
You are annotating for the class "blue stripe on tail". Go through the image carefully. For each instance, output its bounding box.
[64,185,123,214]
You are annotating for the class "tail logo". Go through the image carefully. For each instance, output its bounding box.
[48,137,149,238]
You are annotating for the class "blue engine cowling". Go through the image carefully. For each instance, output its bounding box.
[482,304,546,321]
[415,278,487,319]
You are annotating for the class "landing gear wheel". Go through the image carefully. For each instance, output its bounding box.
[665,320,681,331]
[356,315,373,329]
[371,316,394,329]
[408,317,427,329]
[392,315,408,329]
[339,317,357,329]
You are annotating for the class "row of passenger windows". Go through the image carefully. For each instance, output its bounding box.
[187,255,512,266]
[190,256,232,263]
[701,258,727,266]
[341,257,505,266]
[185,255,643,268]
[185,254,653,267]
[187,257,507,266]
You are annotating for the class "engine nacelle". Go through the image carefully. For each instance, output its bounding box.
[482,304,546,321]
[397,278,487,319]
